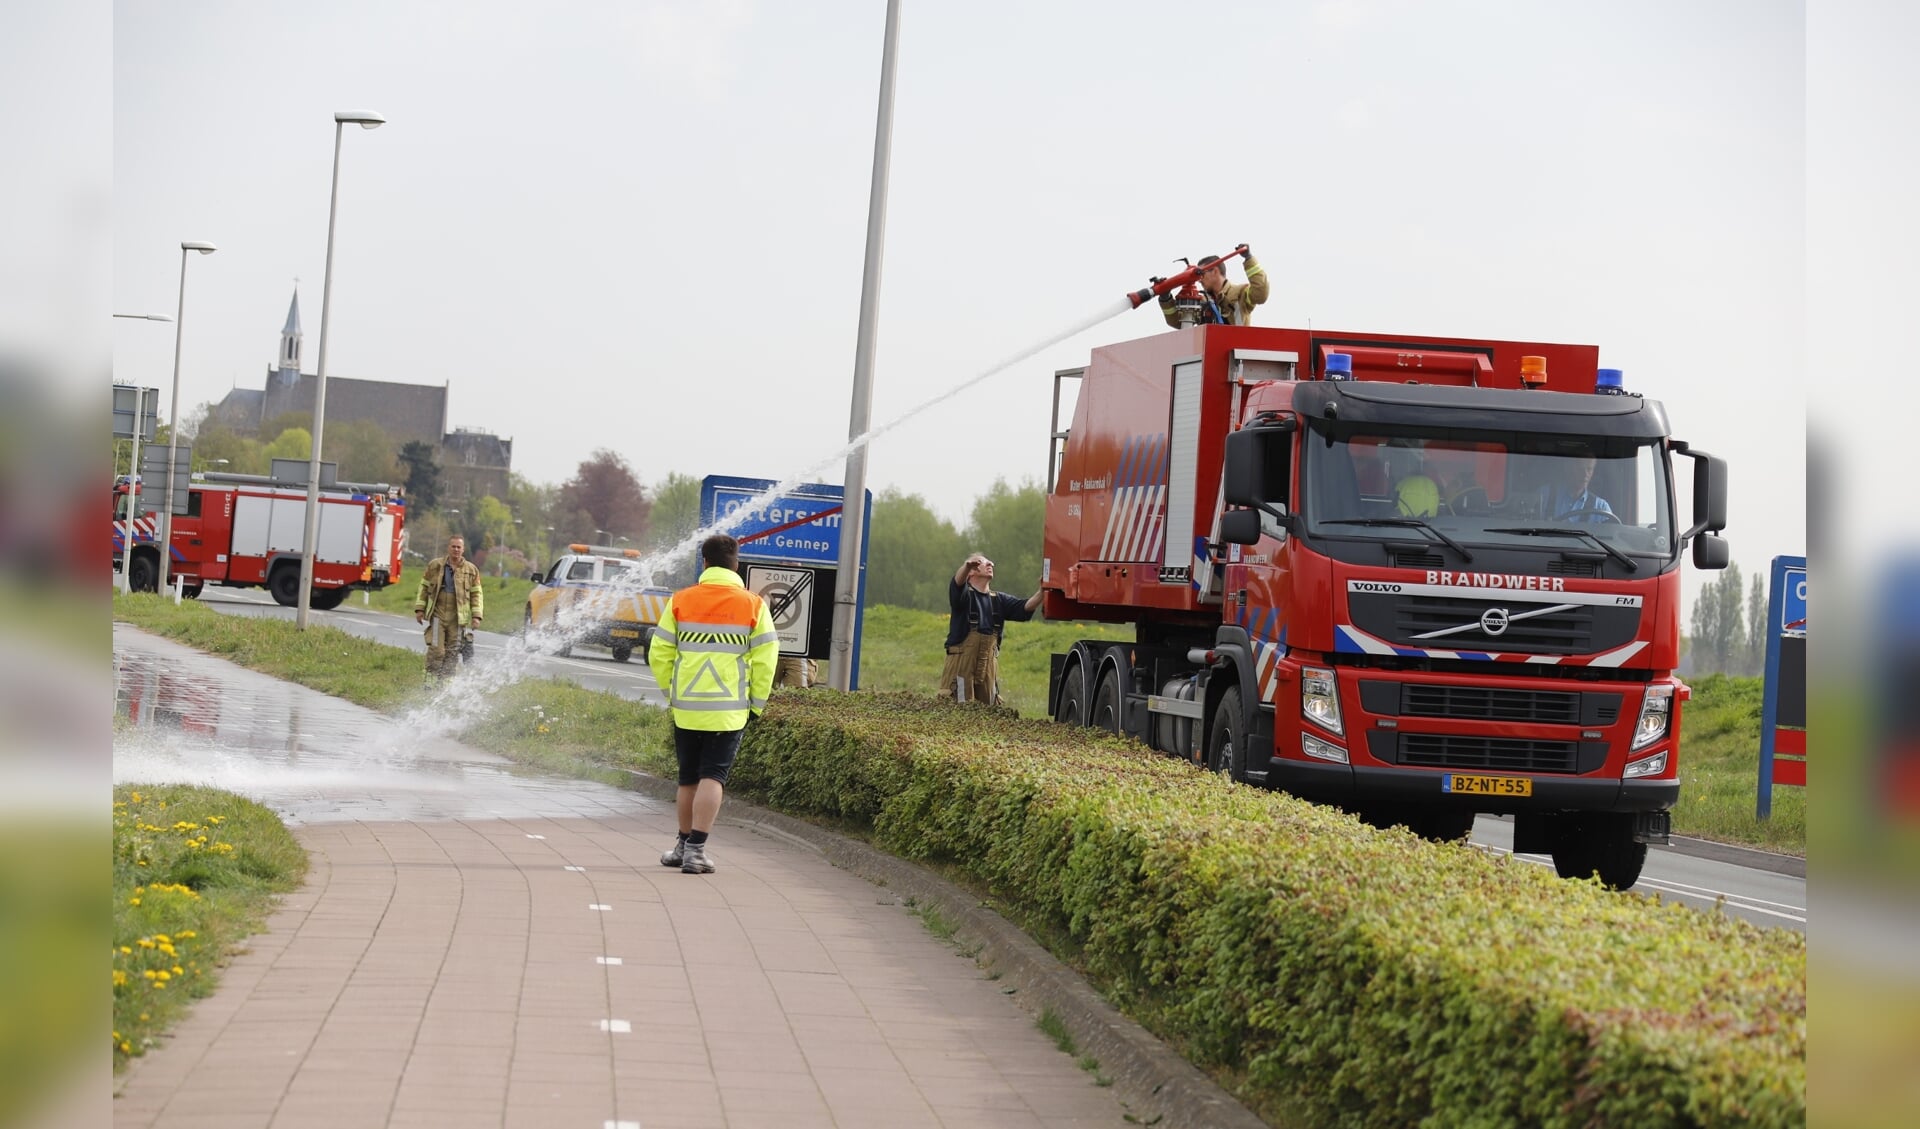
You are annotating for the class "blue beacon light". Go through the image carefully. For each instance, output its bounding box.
[1326,353,1354,381]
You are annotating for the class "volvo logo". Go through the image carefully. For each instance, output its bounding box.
[1480,607,1511,636]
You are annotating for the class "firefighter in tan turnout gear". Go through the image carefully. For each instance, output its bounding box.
[414,535,484,677]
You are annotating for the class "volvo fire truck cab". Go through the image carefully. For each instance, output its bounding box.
[1042,324,1730,889]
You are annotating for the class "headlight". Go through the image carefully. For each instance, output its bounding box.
[1632,685,1673,751]
[1301,732,1349,764]
[1301,666,1343,736]
[1623,750,1668,779]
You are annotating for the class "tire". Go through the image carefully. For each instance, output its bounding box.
[1207,686,1245,781]
[268,566,301,607]
[182,582,203,600]
[1053,662,1088,725]
[311,587,348,611]
[1551,816,1647,890]
[128,553,158,594]
[611,642,633,663]
[1091,670,1123,735]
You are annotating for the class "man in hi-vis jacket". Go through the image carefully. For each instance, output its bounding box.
[648,534,778,875]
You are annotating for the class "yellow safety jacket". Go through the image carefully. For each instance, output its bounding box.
[648,566,779,732]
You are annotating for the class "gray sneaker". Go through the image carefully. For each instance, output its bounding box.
[660,838,685,868]
[680,842,715,874]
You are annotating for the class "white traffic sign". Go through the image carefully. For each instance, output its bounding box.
[748,565,814,655]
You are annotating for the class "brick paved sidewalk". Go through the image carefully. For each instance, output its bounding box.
[111,807,1138,1129]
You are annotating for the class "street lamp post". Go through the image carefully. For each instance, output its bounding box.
[297,110,386,629]
[157,241,217,593]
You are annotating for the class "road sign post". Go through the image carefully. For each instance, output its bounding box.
[1757,555,1808,818]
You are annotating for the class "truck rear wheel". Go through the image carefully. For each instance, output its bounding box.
[1207,687,1245,781]
[611,642,633,663]
[1053,663,1088,725]
[1551,815,1648,890]
[269,565,300,607]
[311,587,347,611]
[1091,671,1123,735]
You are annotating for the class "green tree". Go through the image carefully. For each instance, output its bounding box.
[866,488,965,612]
[322,419,401,486]
[398,441,441,512]
[263,427,313,465]
[963,477,1046,598]
[643,472,704,588]
[189,424,266,475]
[471,495,514,552]
[1744,572,1768,677]
[1688,561,1748,674]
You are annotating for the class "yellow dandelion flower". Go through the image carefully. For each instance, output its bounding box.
[130,792,142,803]
[112,971,127,987]
[172,965,183,976]
[178,930,196,939]
[119,1041,132,1054]
[154,934,171,944]
[139,1013,149,1021]
[128,897,141,906]
[158,943,175,957]
[119,946,132,955]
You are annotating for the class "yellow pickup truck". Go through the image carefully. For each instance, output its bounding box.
[524,544,673,663]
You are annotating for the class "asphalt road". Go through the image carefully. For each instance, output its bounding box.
[184,585,1804,932]
[194,584,665,705]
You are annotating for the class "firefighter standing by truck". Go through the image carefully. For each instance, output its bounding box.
[414,535,483,678]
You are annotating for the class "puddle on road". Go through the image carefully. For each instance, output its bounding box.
[112,627,657,827]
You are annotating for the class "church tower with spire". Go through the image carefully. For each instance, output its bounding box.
[274,286,303,386]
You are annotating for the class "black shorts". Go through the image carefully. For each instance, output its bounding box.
[674,726,743,786]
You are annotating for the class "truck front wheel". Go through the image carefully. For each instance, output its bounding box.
[128,553,158,594]
[1551,815,1648,890]
[1207,687,1245,781]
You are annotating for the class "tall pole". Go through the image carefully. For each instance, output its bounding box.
[121,386,146,591]
[157,242,214,591]
[297,111,384,627]
[828,0,902,691]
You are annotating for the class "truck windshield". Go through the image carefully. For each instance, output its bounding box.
[1298,428,1675,559]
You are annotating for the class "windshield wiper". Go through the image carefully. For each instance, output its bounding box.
[1486,526,1637,572]
[1323,517,1474,563]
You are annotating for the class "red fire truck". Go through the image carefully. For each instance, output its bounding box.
[112,473,406,608]
[1041,323,1729,888]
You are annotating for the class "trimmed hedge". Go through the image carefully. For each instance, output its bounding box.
[736,692,1805,1128]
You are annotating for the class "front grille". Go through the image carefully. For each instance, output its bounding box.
[1391,549,1445,569]
[1396,595,1592,650]
[1403,685,1580,723]
[1400,734,1579,773]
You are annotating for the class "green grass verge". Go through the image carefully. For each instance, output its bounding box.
[112,785,307,1069]
[362,574,537,621]
[856,604,1131,718]
[1675,675,1804,854]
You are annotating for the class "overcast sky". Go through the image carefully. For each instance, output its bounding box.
[112,0,1804,607]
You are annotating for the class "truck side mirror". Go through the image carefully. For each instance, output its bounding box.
[1692,534,1730,570]
[1220,509,1262,545]
[1695,454,1728,533]
[1224,429,1262,508]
